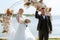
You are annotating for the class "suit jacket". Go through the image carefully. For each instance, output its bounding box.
[35,11,52,33]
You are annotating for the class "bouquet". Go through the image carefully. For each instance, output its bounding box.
[25,19,30,23]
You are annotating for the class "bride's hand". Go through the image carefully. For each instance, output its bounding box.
[19,20,24,24]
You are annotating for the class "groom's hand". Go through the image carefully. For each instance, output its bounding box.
[49,30,52,34]
[36,5,41,11]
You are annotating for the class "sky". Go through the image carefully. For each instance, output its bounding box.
[0,0,60,16]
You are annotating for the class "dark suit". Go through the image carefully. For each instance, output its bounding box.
[35,11,52,40]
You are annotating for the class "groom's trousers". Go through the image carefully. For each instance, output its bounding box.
[39,31,49,40]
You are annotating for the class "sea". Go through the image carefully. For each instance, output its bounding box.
[0,15,60,38]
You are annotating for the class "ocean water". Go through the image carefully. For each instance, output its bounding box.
[0,16,60,38]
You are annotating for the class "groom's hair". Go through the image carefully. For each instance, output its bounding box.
[41,8,45,9]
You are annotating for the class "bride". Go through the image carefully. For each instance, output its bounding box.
[14,8,35,40]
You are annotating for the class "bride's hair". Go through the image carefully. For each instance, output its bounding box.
[19,8,24,12]
[18,8,24,15]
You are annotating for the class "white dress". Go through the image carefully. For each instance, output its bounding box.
[14,15,27,40]
[14,15,35,40]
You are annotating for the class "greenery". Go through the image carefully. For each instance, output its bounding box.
[49,38,60,40]
[36,38,60,40]
[0,38,60,40]
[0,14,35,17]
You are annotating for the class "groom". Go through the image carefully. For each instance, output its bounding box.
[35,7,52,40]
